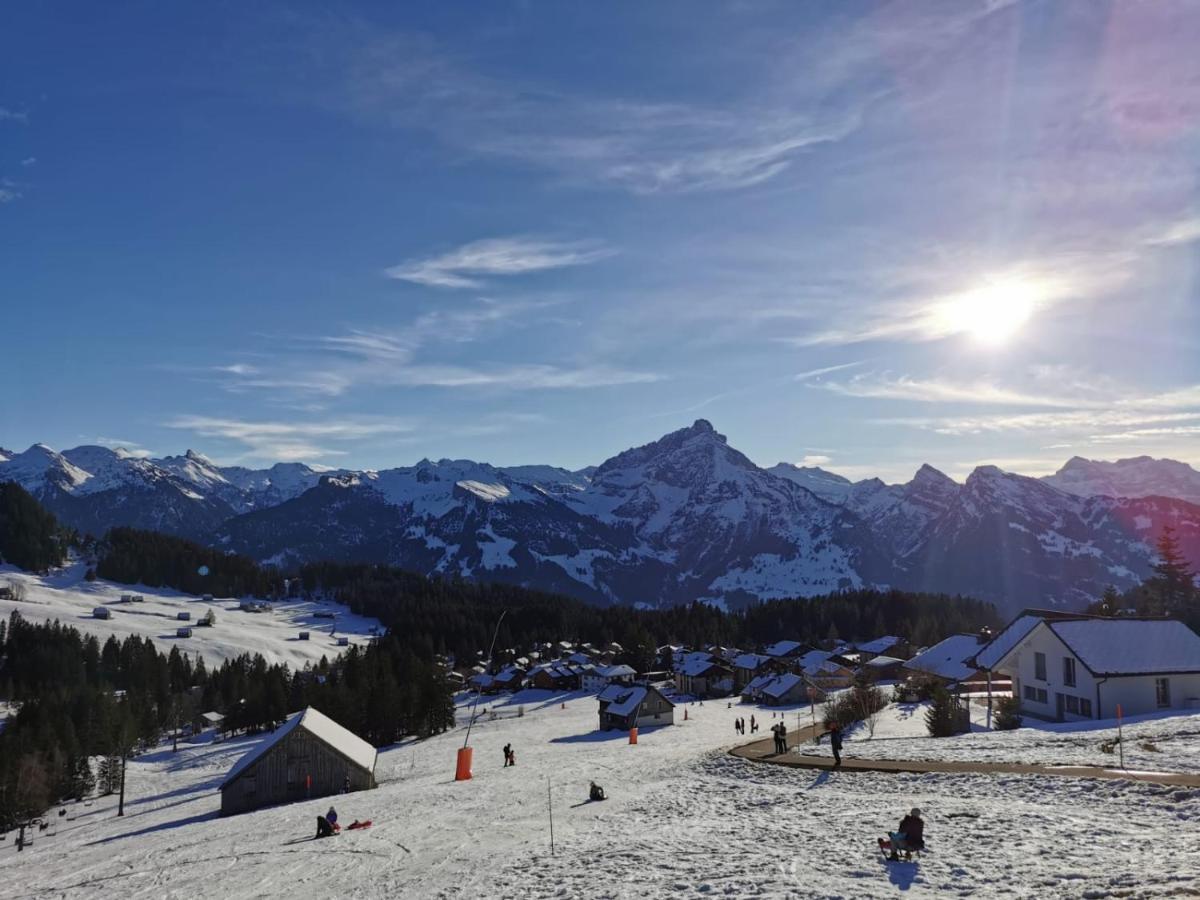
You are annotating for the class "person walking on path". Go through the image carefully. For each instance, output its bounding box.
[778,721,788,755]
[829,725,843,767]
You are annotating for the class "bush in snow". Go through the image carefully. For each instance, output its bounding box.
[993,696,1022,731]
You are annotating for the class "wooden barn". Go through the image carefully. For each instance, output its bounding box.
[219,707,377,817]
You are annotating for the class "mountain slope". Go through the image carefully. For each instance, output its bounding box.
[1044,455,1200,505]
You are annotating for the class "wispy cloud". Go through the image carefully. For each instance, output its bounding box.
[798,454,832,467]
[0,108,27,123]
[166,415,416,461]
[817,373,1096,408]
[94,437,154,458]
[1145,216,1200,247]
[795,361,864,381]
[19,157,35,167]
[214,363,260,376]
[385,237,613,289]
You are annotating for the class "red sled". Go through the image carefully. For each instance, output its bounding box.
[347,820,373,831]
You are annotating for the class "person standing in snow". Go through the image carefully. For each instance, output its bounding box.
[503,743,512,767]
[829,725,843,767]
[778,721,788,754]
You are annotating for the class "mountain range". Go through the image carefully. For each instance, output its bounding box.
[3,422,1199,615]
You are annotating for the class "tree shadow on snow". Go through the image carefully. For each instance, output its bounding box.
[550,725,670,744]
[86,809,218,846]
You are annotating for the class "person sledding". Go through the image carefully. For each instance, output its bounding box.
[315,806,341,839]
[878,808,925,861]
[589,781,606,802]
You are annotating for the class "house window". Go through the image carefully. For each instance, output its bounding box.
[1023,686,1048,704]
[1062,657,1076,687]
[1065,695,1080,715]
[1080,698,1092,717]
[1156,678,1171,708]
[1034,652,1047,681]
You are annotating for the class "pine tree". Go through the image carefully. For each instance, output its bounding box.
[1099,584,1122,616]
[925,686,960,737]
[1146,527,1196,614]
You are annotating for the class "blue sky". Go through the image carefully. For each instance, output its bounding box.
[2,1,1199,481]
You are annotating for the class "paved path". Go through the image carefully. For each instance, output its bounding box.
[730,730,1200,788]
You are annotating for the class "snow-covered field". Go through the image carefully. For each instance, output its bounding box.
[0,563,381,667]
[3,690,1198,898]
[832,699,1200,776]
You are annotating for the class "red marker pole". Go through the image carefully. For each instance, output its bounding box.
[1116,704,1124,769]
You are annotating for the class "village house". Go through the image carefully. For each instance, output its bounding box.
[976,615,1200,722]
[862,654,907,682]
[528,662,588,692]
[580,663,636,693]
[731,652,772,690]
[219,707,377,816]
[597,684,675,730]
[675,656,733,698]
[855,635,908,662]
[741,672,811,706]
[762,639,809,662]
[93,606,111,619]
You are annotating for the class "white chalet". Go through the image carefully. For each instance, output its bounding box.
[580,664,636,693]
[977,616,1200,722]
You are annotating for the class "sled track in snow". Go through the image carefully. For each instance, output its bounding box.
[731,732,1200,787]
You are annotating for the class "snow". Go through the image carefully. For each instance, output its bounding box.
[223,708,378,788]
[839,699,1200,776]
[4,689,1199,898]
[1049,618,1200,675]
[903,634,984,682]
[0,563,382,667]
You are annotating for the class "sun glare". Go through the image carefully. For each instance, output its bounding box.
[936,278,1041,345]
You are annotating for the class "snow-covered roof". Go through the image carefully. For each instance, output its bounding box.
[678,656,726,677]
[903,634,983,682]
[595,664,636,679]
[864,654,905,668]
[732,653,770,671]
[741,673,774,695]
[201,711,224,724]
[975,615,1045,670]
[221,707,377,790]
[856,635,901,654]
[675,650,714,670]
[761,673,804,699]
[597,683,629,702]
[604,686,648,718]
[763,639,803,658]
[1049,619,1200,675]
[796,649,834,672]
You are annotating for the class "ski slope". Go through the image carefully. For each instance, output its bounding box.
[0,563,381,668]
[2,690,1197,898]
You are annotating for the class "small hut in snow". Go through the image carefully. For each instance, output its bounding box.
[219,707,377,816]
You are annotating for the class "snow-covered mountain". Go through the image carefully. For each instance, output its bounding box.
[3,426,1199,613]
[1044,455,1200,505]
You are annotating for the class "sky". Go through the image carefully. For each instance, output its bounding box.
[2,1,1199,483]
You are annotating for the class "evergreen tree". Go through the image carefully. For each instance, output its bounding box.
[925,686,960,737]
[993,696,1022,731]
[1144,527,1196,614]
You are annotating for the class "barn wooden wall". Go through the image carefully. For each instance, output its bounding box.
[221,729,375,816]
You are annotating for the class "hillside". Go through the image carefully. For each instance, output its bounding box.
[0,562,381,668]
[1,690,1196,898]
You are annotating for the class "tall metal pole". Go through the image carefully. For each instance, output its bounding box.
[117,754,127,817]
[547,777,555,856]
[464,610,507,749]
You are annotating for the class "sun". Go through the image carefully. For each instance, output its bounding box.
[936,278,1042,345]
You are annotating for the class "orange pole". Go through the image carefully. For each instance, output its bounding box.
[455,746,473,781]
[629,727,638,744]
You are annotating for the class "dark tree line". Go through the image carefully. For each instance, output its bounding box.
[0,482,71,573]
[96,527,279,598]
[299,562,1002,666]
[1087,526,1200,632]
